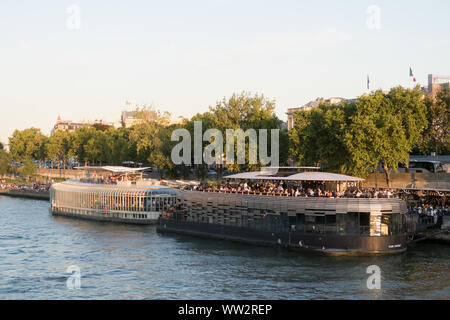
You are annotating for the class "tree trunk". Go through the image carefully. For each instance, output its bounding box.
[383,164,391,187]
[374,165,378,188]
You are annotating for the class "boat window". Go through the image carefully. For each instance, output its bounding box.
[314,215,325,234]
[288,215,296,232]
[345,212,359,235]
[336,213,346,235]
[280,212,289,232]
[304,215,316,233]
[296,213,304,233]
[359,212,370,236]
[325,215,337,234]
[381,213,392,236]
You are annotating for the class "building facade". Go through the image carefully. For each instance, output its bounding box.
[121,110,187,128]
[287,97,349,131]
[51,116,119,134]
[423,74,450,98]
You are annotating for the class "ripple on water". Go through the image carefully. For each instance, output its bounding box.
[0,196,449,299]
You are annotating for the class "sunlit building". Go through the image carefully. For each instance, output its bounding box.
[286,97,350,131]
[51,116,116,134]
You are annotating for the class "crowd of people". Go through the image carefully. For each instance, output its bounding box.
[0,180,50,192]
[189,181,398,199]
[407,203,449,217]
[78,174,142,185]
[187,181,449,217]
[79,176,118,185]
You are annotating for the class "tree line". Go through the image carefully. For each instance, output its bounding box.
[1,87,448,182]
[289,86,449,185]
[1,92,288,179]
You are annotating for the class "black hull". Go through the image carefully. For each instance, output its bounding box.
[51,209,157,225]
[157,218,407,255]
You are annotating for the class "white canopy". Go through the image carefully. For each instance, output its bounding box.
[224,170,364,182]
[75,166,151,173]
[284,171,364,182]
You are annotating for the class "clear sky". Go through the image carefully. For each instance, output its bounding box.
[1,0,449,146]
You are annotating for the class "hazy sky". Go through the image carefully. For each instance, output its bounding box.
[1,0,449,145]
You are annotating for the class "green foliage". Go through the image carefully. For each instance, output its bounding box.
[8,128,47,161]
[129,106,176,177]
[19,158,37,179]
[92,123,112,131]
[290,86,428,185]
[70,127,97,165]
[290,103,354,173]
[46,130,72,164]
[0,149,12,176]
[106,128,135,165]
[185,92,287,173]
[6,88,434,184]
[418,88,450,155]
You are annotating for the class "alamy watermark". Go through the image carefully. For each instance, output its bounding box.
[366,265,381,289]
[171,121,279,168]
[366,5,381,30]
[66,265,81,289]
[66,5,81,30]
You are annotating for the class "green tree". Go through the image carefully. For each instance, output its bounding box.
[148,125,175,179]
[184,112,218,179]
[346,86,427,185]
[418,88,450,155]
[92,123,112,132]
[0,149,12,177]
[185,92,286,174]
[106,128,135,165]
[290,102,354,173]
[8,128,48,161]
[85,130,111,165]
[47,130,72,169]
[19,158,37,180]
[290,86,428,186]
[129,106,175,178]
[71,127,97,166]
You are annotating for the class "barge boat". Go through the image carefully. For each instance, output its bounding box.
[50,180,179,224]
[157,169,410,255]
[157,191,408,255]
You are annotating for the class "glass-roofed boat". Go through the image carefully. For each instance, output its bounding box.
[50,166,179,224]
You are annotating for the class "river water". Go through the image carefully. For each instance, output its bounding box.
[0,196,448,300]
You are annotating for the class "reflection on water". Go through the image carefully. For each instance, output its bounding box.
[0,196,448,299]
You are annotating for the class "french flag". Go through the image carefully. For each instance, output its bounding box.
[410,67,416,82]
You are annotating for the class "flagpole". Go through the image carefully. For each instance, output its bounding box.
[367,75,370,93]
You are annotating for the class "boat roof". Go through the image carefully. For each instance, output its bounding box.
[53,180,179,194]
[224,170,364,182]
[74,166,151,173]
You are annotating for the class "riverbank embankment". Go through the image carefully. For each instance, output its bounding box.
[0,189,49,201]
